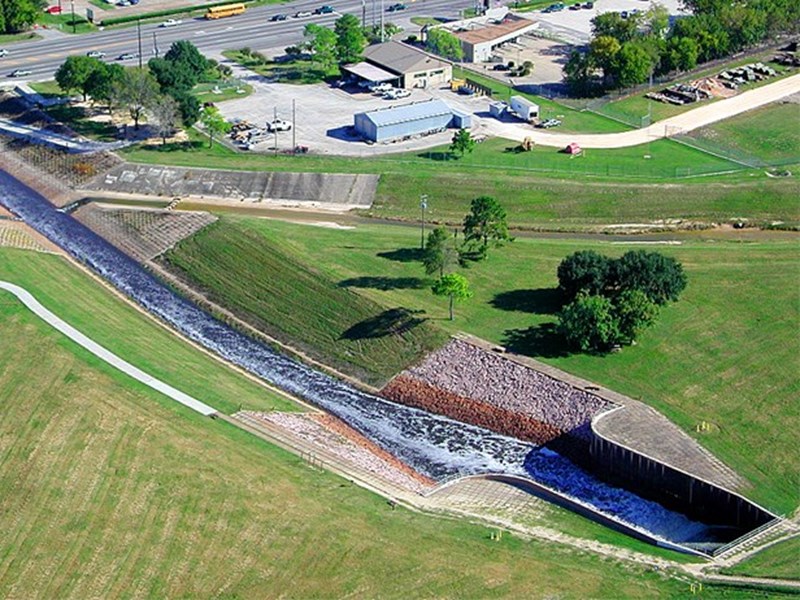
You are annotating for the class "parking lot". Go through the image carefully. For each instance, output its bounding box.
[215,58,494,156]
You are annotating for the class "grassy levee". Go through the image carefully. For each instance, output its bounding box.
[687,101,800,166]
[158,219,447,387]
[723,536,800,580]
[0,248,296,414]
[0,295,774,598]
[178,218,800,514]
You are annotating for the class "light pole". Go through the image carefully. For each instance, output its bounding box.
[419,194,428,249]
[70,0,75,33]
[137,18,143,68]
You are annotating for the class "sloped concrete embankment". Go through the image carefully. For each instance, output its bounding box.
[83,164,379,210]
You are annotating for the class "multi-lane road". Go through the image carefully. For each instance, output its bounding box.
[1,0,475,81]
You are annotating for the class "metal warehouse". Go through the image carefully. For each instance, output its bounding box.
[354,99,456,143]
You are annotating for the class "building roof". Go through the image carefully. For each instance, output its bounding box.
[363,41,449,75]
[359,99,452,127]
[341,61,398,82]
[453,15,537,46]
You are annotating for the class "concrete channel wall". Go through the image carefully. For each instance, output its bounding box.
[588,416,777,533]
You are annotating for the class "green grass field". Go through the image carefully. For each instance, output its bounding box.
[223,50,338,85]
[0,282,775,598]
[724,537,800,580]
[0,248,295,414]
[169,217,799,514]
[193,81,254,104]
[687,101,800,165]
[159,220,447,387]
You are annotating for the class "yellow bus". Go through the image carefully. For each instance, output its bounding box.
[205,3,246,19]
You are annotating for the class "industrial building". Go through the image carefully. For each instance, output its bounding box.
[435,8,538,63]
[342,41,453,90]
[354,99,468,143]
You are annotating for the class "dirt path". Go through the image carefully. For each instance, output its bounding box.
[486,73,800,148]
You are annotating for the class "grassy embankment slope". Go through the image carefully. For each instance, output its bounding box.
[724,536,800,580]
[0,249,294,414]
[0,246,786,598]
[161,217,800,515]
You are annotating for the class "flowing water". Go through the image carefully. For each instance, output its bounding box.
[0,171,720,545]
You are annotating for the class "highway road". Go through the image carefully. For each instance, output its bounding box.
[0,0,475,81]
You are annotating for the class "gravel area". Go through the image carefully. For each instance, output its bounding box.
[405,339,614,436]
[243,411,434,494]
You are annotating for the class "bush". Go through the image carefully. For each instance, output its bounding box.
[612,250,687,305]
[557,250,612,301]
[559,294,620,352]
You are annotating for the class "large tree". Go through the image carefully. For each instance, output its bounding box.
[426,28,463,61]
[613,289,659,344]
[148,94,180,145]
[85,62,125,111]
[431,273,472,321]
[614,42,654,88]
[557,250,612,301]
[463,196,510,253]
[559,293,620,352]
[164,40,211,80]
[612,250,687,305]
[334,13,365,65]
[422,227,459,277]
[0,0,42,33]
[112,67,159,130]
[304,23,337,72]
[55,55,104,101]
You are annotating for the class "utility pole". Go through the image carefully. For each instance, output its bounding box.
[419,194,428,249]
[361,0,366,28]
[137,19,143,68]
[70,0,76,33]
[380,0,385,42]
[152,31,159,58]
[292,98,296,152]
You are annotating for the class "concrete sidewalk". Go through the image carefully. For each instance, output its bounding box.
[0,117,131,153]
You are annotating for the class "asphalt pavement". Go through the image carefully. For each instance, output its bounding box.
[0,0,472,82]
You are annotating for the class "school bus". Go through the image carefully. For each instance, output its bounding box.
[205,3,246,19]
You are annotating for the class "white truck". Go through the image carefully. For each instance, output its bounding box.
[509,95,540,123]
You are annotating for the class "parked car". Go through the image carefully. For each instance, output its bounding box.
[294,10,312,18]
[387,3,406,11]
[383,88,410,99]
[458,86,475,96]
[542,2,565,12]
[536,118,562,129]
[369,82,393,93]
[117,52,139,60]
[0,49,8,58]
[582,2,594,8]
[492,63,510,71]
[569,3,581,9]
[270,13,288,21]
[314,5,334,14]
[9,69,32,77]
[86,50,106,58]
[266,119,292,132]
[160,18,182,27]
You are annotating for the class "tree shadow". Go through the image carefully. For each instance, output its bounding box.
[376,247,424,263]
[490,288,562,315]
[502,323,571,358]
[338,276,428,291]
[341,308,427,340]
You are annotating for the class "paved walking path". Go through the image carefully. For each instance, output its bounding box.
[487,73,800,148]
[0,117,131,153]
[0,280,217,416]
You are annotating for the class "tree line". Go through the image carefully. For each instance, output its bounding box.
[0,0,44,34]
[564,0,800,95]
[55,41,231,143]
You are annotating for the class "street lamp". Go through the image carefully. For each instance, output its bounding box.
[419,194,429,249]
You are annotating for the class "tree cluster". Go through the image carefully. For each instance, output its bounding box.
[0,0,44,33]
[423,196,511,320]
[303,13,366,71]
[425,28,463,61]
[564,0,799,95]
[556,250,687,351]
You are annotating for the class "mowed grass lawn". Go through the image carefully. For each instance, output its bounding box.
[159,220,448,387]
[0,269,733,599]
[0,248,296,414]
[188,218,799,514]
[724,536,800,580]
[688,101,800,164]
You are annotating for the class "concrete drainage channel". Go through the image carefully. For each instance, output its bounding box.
[0,168,780,557]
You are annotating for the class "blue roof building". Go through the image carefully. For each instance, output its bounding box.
[354,99,457,143]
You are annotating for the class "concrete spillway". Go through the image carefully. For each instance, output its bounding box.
[0,170,723,548]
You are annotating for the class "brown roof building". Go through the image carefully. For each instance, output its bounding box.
[444,11,538,62]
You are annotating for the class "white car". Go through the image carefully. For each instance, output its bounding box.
[294,10,312,18]
[9,69,32,78]
[0,49,8,58]
[369,82,392,93]
[266,119,292,132]
[86,50,106,58]
[160,18,182,27]
[383,88,411,99]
